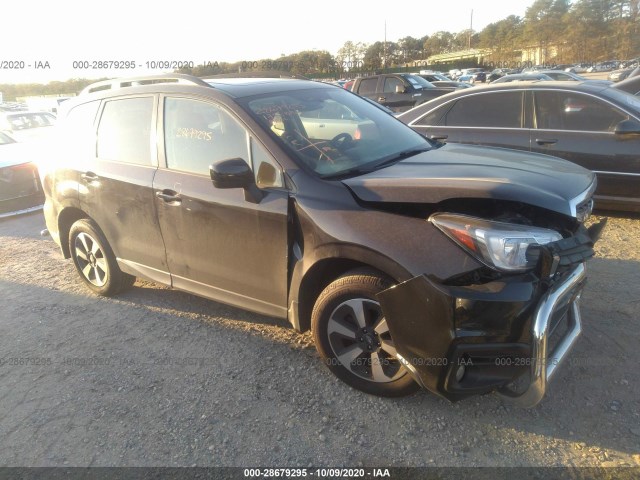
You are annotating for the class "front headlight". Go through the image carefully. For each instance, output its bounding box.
[430,213,562,272]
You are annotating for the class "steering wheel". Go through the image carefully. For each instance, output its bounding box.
[330,132,353,151]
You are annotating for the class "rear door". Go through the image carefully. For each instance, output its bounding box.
[354,77,379,103]
[153,96,289,317]
[79,95,169,283]
[530,90,640,209]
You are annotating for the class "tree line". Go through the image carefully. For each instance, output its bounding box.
[1,0,638,100]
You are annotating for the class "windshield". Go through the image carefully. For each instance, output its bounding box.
[403,74,433,89]
[241,87,430,178]
[6,112,56,130]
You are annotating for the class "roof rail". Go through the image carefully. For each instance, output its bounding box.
[204,71,311,81]
[79,74,211,95]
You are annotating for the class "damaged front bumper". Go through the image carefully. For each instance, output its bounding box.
[378,220,605,407]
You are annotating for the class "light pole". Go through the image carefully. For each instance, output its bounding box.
[383,20,387,69]
[469,9,473,50]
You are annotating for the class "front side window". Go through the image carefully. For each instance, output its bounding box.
[97,97,154,165]
[164,98,249,175]
[442,92,523,128]
[383,77,404,93]
[534,91,628,131]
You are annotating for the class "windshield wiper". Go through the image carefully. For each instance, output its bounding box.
[322,147,430,180]
[370,147,431,170]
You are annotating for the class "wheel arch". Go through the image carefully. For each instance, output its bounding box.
[57,207,90,258]
[288,245,413,333]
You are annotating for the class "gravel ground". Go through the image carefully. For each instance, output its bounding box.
[0,210,639,468]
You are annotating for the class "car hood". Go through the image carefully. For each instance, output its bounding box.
[0,142,38,169]
[342,144,595,218]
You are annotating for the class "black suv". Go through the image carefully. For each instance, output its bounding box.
[41,74,605,406]
[351,74,453,112]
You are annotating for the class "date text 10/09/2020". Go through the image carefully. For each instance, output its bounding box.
[243,468,391,478]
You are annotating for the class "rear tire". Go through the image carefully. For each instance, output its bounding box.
[311,268,419,397]
[68,219,136,296]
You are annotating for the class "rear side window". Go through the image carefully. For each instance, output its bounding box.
[441,92,523,128]
[97,97,154,165]
[357,78,378,95]
[163,97,249,175]
[534,91,628,131]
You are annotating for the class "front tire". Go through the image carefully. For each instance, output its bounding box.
[68,219,135,296]
[311,269,419,397]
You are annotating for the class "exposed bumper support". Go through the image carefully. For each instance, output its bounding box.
[510,262,586,407]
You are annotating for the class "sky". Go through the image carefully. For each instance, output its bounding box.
[0,0,533,85]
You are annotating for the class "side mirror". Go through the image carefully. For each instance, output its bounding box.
[613,119,640,135]
[209,158,263,203]
[395,85,406,94]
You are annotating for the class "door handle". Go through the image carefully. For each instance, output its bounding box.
[428,134,448,141]
[155,190,182,204]
[535,138,558,146]
[378,97,386,102]
[81,172,99,182]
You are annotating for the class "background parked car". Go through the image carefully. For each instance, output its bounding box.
[0,111,56,142]
[608,68,635,82]
[569,63,590,73]
[536,70,612,85]
[612,75,640,96]
[0,131,45,218]
[417,73,450,82]
[587,61,618,72]
[430,80,474,89]
[491,73,554,83]
[417,74,473,89]
[350,73,453,112]
[553,64,577,72]
[460,68,487,83]
[397,82,640,213]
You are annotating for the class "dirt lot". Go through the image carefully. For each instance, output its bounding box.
[0,210,639,468]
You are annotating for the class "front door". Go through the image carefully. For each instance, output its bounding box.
[530,90,640,210]
[153,96,289,317]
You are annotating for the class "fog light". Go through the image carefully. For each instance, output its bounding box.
[455,364,466,382]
